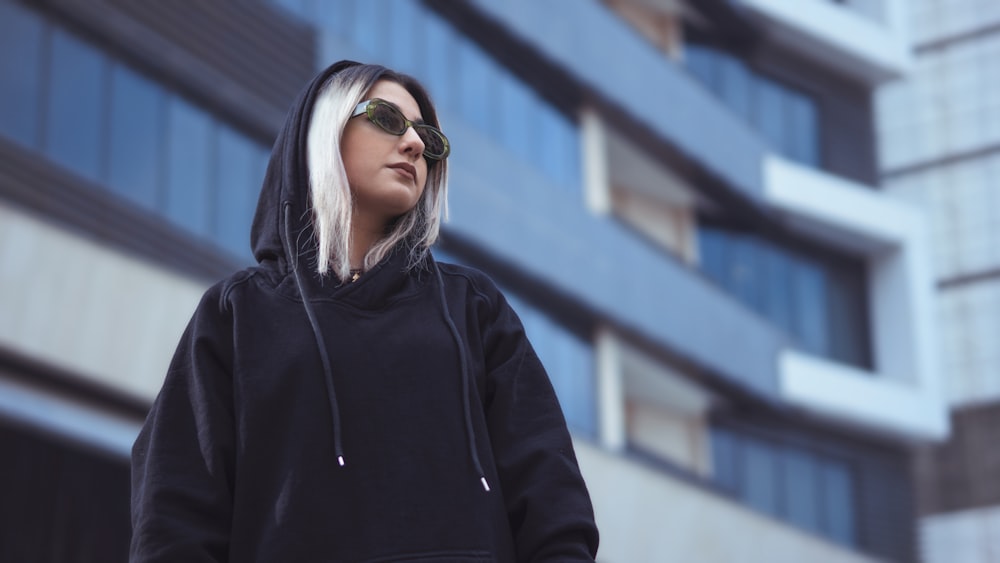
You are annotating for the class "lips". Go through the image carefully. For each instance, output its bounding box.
[388,162,417,182]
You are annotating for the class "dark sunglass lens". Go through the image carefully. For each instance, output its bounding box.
[372,103,406,134]
[418,129,445,157]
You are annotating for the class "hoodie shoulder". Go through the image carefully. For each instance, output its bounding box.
[435,261,505,304]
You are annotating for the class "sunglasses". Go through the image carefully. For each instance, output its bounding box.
[351,98,450,160]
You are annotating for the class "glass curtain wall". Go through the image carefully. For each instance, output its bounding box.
[0,0,269,262]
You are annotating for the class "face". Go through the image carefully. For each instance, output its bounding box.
[341,80,429,228]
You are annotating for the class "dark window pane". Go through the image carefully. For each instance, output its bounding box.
[108,64,164,210]
[165,98,214,237]
[821,463,857,546]
[788,94,820,166]
[537,108,581,191]
[718,55,752,121]
[742,439,779,516]
[215,126,260,259]
[698,228,727,285]
[0,2,45,147]
[45,29,107,183]
[782,449,821,533]
[727,237,763,312]
[753,77,787,156]
[760,245,794,335]
[711,429,739,492]
[791,260,830,356]
[498,77,536,164]
[685,45,719,92]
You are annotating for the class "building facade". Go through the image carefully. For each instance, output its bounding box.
[0,0,946,561]
[875,1,1000,561]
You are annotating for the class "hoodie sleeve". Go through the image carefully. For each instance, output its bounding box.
[130,286,236,562]
[480,291,600,562]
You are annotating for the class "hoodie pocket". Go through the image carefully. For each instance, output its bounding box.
[359,549,494,563]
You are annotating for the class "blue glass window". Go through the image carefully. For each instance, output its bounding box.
[684,43,821,168]
[456,40,499,136]
[742,439,780,515]
[45,29,108,183]
[422,11,458,110]
[165,98,214,237]
[215,126,261,259]
[314,2,351,38]
[718,55,752,121]
[497,78,537,164]
[821,463,857,546]
[783,450,821,533]
[385,0,421,76]
[350,0,382,59]
[711,426,857,548]
[536,108,581,192]
[0,1,45,147]
[8,2,271,267]
[791,260,830,357]
[697,225,868,368]
[108,64,164,210]
[787,94,819,166]
[754,78,787,155]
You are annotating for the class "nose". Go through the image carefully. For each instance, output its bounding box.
[399,126,425,157]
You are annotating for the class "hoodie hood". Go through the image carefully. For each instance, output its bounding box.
[250,60,360,273]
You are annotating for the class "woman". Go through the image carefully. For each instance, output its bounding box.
[130,60,599,562]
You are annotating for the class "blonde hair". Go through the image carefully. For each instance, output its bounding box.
[306,64,449,281]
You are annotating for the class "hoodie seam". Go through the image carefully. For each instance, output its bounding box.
[435,266,500,316]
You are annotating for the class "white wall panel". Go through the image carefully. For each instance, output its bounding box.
[0,202,207,401]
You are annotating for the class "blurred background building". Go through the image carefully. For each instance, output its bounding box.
[0,0,991,561]
[875,1,1000,561]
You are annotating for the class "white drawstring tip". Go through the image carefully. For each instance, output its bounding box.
[480,477,490,492]
[338,456,346,467]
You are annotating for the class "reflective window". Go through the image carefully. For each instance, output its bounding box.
[685,44,820,168]
[456,39,499,136]
[497,77,536,164]
[385,0,421,76]
[109,64,164,209]
[422,11,458,110]
[350,0,381,59]
[712,427,857,548]
[537,107,582,192]
[165,98,214,237]
[46,29,107,183]
[0,6,271,265]
[271,0,583,195]
[0,1,44,147]
[697,225,869,368]
[215,126,263,259]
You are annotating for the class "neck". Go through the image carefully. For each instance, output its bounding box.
[349,213,388,270]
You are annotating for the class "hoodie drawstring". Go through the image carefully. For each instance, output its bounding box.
[283,203,346,468]
[435,264,491,492]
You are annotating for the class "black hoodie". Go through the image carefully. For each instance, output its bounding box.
[129,62,599,563]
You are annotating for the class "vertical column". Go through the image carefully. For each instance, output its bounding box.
[595,326,626,452]
[580,107,612,216]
